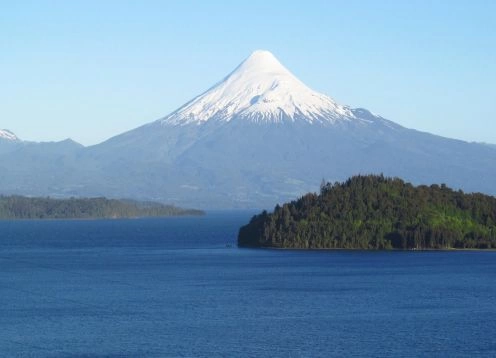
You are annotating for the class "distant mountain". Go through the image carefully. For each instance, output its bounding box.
[0,129,21,154]
[0,134,85,196]
[1,50,495,208]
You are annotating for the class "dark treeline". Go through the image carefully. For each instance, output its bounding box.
[238,175,496,250]
[0,196,204,219]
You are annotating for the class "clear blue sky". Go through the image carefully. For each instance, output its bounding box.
[1,0,495,145]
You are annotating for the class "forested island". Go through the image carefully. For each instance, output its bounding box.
[238,175,496,250]
[0,196,204,219]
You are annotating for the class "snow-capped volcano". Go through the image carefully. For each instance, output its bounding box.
[161,50,356,125]
[0,129,19,141]
[1,50,495,209]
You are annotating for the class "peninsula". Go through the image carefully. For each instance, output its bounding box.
[238,175,496,249]
[0,196,204,219]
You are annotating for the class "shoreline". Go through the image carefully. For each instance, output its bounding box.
[238,245,496,252]
[0,213,205,221]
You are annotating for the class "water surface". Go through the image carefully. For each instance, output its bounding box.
[1,212,495,357]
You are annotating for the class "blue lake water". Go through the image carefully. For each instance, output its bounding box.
[1,211,496,357]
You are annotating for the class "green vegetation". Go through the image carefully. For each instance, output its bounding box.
[238,175,496,250]
[0,196,204,219]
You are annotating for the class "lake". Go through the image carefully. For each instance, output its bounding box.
[1,212,495,357]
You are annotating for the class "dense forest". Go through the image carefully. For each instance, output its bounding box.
[238,175,496,250]
[0,196,204,219]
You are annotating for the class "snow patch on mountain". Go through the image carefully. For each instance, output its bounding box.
[0,129,19,141]
[161,50,359,126]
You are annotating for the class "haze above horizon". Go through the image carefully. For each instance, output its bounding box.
[1,1,495,145]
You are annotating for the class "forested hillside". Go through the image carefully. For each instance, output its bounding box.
[0,196,203,219]
[238,175,496,249]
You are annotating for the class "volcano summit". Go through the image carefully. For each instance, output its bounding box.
[163,50,357,125]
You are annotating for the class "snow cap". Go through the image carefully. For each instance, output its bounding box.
[161,50,355,125]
